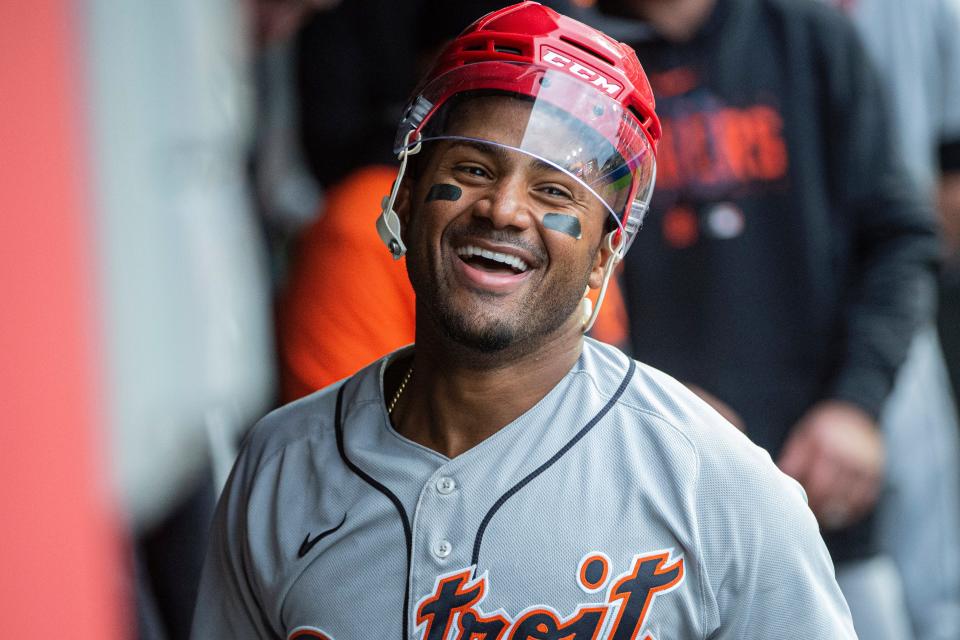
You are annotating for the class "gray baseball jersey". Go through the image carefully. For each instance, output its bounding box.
[191,338,856,639]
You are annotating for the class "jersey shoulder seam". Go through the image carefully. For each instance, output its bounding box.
[245,386,346,476]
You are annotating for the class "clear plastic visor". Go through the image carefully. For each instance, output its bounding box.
[395,62,656,249]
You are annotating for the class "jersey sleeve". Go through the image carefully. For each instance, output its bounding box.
[817,10,940,418]
[190,429,282,639]
[695,438,857,638]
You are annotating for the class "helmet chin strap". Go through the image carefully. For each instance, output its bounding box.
[377,131,421,259]
[582,230,626,334]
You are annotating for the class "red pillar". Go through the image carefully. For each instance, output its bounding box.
[0,1,125,636]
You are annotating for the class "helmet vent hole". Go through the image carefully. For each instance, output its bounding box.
[559,36,614,65]
[494,45,522,55]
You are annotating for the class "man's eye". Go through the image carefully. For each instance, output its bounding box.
[540,185,574,200]
[457,165,490,179]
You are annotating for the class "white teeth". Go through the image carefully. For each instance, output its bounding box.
[456,244,529,272]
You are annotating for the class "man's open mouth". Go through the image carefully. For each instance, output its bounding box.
[455,245,530,275]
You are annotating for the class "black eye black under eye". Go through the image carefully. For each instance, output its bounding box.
[425,184,462,202]
[543,213,582,240]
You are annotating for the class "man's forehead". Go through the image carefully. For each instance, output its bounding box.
[443,138,561,175]
[445,94,584,151]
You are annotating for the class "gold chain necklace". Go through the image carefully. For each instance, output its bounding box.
[388,363,414,415]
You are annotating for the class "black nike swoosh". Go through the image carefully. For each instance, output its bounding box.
[298,514,347,559]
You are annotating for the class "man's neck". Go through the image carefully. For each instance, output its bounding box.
[390,316,585,459]
[632,0,717,42]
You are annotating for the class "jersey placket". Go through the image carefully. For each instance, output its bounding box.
[407,464,473,636]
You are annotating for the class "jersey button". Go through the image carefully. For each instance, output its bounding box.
[436,477,457,495]
[435,540,452,558]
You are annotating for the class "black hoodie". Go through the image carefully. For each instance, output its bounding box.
[612,0,939,562]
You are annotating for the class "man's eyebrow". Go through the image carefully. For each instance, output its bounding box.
[447,139,513,164]
[448,139,569,176]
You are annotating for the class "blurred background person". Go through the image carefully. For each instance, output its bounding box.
[249,0,336,287]
[276,0,424,397]
[586,0,944,638]
[821,1,960,637]
[824,0,960,398]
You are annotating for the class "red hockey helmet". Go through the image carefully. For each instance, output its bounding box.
[391,1,661,254]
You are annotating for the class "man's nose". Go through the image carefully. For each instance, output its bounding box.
[473,175,534,231]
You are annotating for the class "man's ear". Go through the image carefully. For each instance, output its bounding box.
[588,230,617,290]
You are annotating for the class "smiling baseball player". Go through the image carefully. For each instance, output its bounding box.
[191,3,856,638]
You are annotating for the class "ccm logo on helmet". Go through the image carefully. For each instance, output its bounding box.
[542,48,622,96]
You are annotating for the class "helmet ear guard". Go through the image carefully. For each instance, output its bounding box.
[377,131,422,259]
[376,196,406,260]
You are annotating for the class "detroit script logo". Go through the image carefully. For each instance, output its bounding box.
[289,550,685,640]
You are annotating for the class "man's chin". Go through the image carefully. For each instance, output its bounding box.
[440,316,517,353]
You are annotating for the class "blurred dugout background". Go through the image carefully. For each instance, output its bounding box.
[1,0,957,638]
